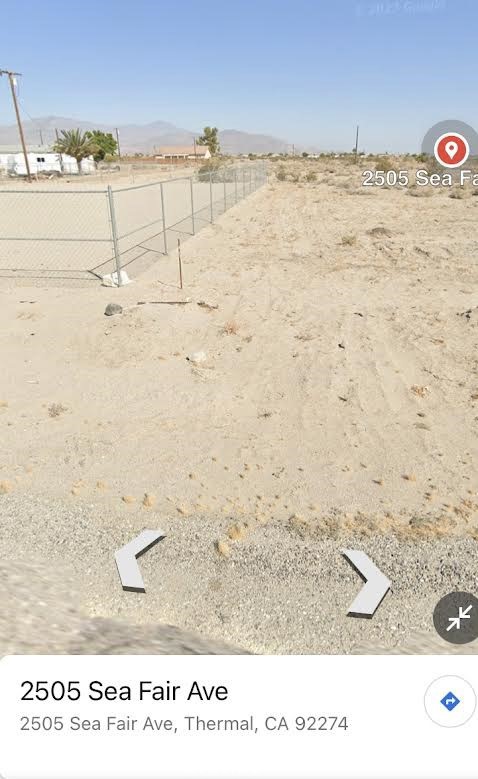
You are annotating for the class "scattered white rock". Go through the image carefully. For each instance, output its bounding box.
[101,270,131,287]
[187,351,208,364]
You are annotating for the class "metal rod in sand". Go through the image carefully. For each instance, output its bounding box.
[177,239,183,289]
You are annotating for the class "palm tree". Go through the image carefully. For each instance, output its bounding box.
[53,129,98,174]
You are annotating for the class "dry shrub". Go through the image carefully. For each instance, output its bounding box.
[374,156,396,173]
[222,320,239,335]
[407,186,433,198]
[340,234,357,247]
[216,539,231,558]
[48,402,67,418]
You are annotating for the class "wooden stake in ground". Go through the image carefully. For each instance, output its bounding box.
[178,238,183,289]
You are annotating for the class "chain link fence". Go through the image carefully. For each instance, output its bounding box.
[0,162,267,285]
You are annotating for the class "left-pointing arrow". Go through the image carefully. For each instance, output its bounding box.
[342,549,391,617]
[115,529,165,592]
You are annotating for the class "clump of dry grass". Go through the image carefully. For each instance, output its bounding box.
[411,385,429,397]
[289,508,473,542]
[221,320,240,336]
[373,156,396,173]
[407,185,433,198]
[216,539,231,558]
[48,402,67,418]
[227,523,248,541]
[340,234,357,247]
[305,171,317,183]
[142,493,156,508]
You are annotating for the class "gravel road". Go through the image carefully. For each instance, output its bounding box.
[1,493,476,655]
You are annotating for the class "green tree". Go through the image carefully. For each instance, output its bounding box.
[53,129,98,174]
[86,130,117,162]
[197,126,220,156]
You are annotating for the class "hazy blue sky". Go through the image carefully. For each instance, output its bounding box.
[1,0,476,151]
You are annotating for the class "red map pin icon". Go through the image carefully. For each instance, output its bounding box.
[434,132,470,168]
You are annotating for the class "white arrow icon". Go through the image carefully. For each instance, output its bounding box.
[447,604,473,632]
[115,529,165,592]
[342,549,391,617]
[445,141,458,159]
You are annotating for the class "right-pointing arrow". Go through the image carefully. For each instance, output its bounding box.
[342,549,391,617]
[115,529,165,592]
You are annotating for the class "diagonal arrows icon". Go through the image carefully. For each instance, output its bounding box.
[447,604,472,631]
[342,549,391,617]
[115,529,165,592]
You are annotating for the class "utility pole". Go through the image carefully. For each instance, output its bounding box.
[0,68,31,182]
[39,128,43,145]
[354,125,360,163]
[115,127,121,158]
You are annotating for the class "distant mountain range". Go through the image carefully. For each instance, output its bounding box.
[0,116,290,155]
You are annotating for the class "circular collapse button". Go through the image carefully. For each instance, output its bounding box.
[424,676,476,728]
[433,592,478,645]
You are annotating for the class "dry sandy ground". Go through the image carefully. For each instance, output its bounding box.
[1,158,477,653]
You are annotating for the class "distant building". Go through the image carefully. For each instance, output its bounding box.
[155,145,211,161]
[0,145,96,176]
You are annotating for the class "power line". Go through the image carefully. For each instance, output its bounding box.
[15,96,45,146]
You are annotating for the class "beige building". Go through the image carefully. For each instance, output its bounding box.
[155,144,211,161]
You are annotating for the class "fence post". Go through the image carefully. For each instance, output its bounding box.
[107,185,122,286]
[160,181,168,254]
[190,177,195,235]
[223,167,227,212]
[209,170,214,223]
[234,168,238,203]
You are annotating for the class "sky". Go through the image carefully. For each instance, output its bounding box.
[1,0,477,152]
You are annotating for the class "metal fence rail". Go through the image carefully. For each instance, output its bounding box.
[0,162,267,285]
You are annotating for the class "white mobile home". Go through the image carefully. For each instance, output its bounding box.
[0,145,96,176]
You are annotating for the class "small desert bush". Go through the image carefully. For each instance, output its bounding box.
[48,402,67,418]
[221,320,240,335]
[290,171,301,183]
[374,156,396,173]
[276,167,286,181]
[305,171,317,183]
[340,234,357,247]
[418,157,442,176]
[407,185,433,198]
